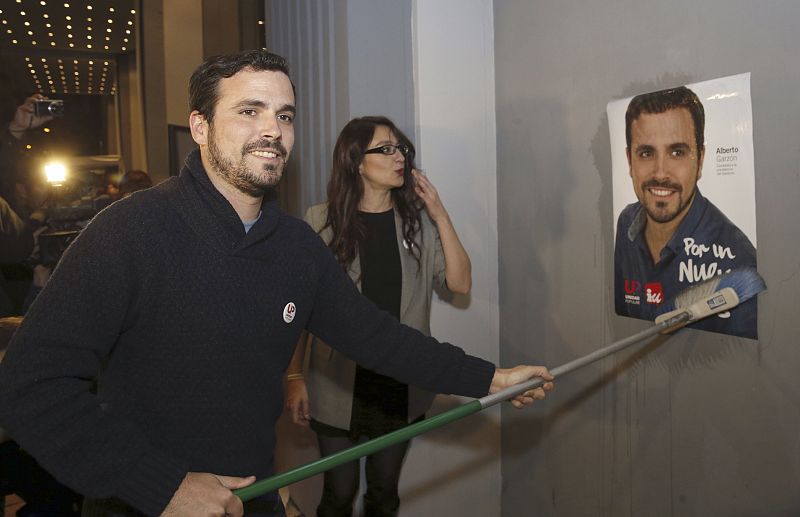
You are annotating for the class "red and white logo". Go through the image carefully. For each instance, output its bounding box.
[645,283,663,305]
[283,302,296,323]
[624,280,641,294]
[623,279,641,305]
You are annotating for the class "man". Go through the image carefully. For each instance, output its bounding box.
[0,195,36,317]
[0,50,552,517]
[1,93,53,217]
[0,95,51,316]
[614,86,757,338]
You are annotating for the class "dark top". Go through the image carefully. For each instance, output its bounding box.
[311,209,410,439]
[614,189,758,339]
[0,149,495,516]
[0,128,26,216]
[0,195,34,265]
[0,195,35,317]
[352,209,407,437]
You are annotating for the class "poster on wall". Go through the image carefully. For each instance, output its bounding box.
[607,73,758,339]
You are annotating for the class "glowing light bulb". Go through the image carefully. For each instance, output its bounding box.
[44,161,68,185]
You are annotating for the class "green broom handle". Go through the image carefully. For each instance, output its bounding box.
[235,313,687,502]
[234,399,482,501]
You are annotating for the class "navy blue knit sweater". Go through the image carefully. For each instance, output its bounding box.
[0,150,494,516]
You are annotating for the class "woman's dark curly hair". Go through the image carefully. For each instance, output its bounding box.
[323,116,423,270]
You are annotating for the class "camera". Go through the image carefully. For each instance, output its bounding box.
[34,99,64,118]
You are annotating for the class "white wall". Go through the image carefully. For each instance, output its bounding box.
[400,2,501,516]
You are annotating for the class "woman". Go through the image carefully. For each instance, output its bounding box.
[285,116,471,517]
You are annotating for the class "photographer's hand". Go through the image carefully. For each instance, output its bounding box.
[8,94,53,139]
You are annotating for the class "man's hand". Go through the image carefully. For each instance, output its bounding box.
[160,472,255,517]
[285,378,310,427]
[490,366,554,408]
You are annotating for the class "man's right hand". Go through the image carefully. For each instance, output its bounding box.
[160,472,255,517]
[8,94,53,136]
[285,378,311,427]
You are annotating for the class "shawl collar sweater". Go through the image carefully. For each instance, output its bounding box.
[0,150,494,516]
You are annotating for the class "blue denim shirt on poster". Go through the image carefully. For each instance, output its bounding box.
[614,189,758,339]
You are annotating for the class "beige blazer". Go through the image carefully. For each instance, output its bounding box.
[303,203,446,429]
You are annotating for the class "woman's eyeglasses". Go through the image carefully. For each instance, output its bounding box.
[363,144,410,156]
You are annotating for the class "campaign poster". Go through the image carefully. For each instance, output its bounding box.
[608,73,758,339]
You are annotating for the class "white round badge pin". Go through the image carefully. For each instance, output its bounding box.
[283,302,296,323]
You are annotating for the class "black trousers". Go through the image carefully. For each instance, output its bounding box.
[0,440,82,516]
[315,434,411,517]
[81,493,286,517]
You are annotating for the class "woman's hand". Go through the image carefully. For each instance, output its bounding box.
[285,378,310,427]
[412,169,472,293]
[412,169,447,223]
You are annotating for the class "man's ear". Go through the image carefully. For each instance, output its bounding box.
[626,147,633,176]
[697,145,705,181]
[189,111,208,146]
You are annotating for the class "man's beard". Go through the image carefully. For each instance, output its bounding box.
[207,128,288,197]
[640,178,696,224]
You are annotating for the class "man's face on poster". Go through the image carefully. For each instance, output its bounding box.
[627,107,704,224]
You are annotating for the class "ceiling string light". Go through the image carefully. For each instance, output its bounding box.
[1,0,134,95]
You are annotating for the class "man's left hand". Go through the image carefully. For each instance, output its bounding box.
[490,365,554,408]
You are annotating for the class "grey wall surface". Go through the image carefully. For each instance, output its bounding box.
[266,0,414,216]
[345,0,415,137]
[266,0,348,216]
[494,1,800,516]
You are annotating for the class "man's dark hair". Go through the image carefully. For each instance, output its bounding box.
[625,85,705,154]
[189,49,295,124]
